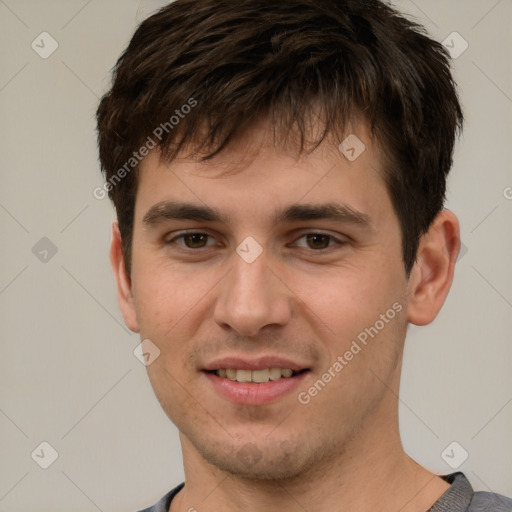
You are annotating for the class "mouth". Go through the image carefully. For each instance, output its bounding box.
[202,360,311,405]
[206,367,309,383]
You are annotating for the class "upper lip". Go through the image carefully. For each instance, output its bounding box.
[203,356,310,372]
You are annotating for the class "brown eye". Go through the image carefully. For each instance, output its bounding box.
[182,233,210,248]
[305,234,333,250]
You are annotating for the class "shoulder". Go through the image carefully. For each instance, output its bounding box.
[468,490,512,512]
[431,473,511,512]
[135,483,185,512]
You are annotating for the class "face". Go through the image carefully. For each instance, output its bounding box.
[121,124,412,479]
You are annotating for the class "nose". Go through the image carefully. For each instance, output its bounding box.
[213,248,292,337]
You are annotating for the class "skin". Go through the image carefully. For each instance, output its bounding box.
[111,122,460,512]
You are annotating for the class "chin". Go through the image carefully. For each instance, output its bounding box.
[194,436,323,481]
[204,451,310,481]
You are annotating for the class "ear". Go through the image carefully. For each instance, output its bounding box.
[406,209,460,326]
[110,221,140,333]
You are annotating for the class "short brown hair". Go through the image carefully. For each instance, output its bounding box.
[96,0,463,275]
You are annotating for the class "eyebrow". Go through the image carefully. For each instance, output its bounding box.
[142,201,374,230]
[143,201,230,226]
[277,203,373,228]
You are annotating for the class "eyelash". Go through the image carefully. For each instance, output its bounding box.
[164,231,347,251]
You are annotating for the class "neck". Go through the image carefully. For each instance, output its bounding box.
[171,371,449,512]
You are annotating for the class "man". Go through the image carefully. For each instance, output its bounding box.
[96,1,511,511]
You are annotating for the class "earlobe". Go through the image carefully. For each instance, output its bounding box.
[406,210,460,326]
[110,221,140,333]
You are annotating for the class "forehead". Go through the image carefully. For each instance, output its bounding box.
[134,121,392,229]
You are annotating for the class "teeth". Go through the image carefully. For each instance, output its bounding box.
[215,368,298,383]
[252,369,269,383]
[269,368,282,380]
[237,369,252,383]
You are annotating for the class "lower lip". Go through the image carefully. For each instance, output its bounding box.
[203,371,309,405]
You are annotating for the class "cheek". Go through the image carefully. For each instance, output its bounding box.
[292,259,407,397]
[292,262,401,343]
[295,266,406,411]
[131,260,212,344]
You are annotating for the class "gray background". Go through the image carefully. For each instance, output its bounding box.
[0,0,511,510]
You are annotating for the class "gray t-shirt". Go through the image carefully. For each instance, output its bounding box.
[137,472,512,512]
